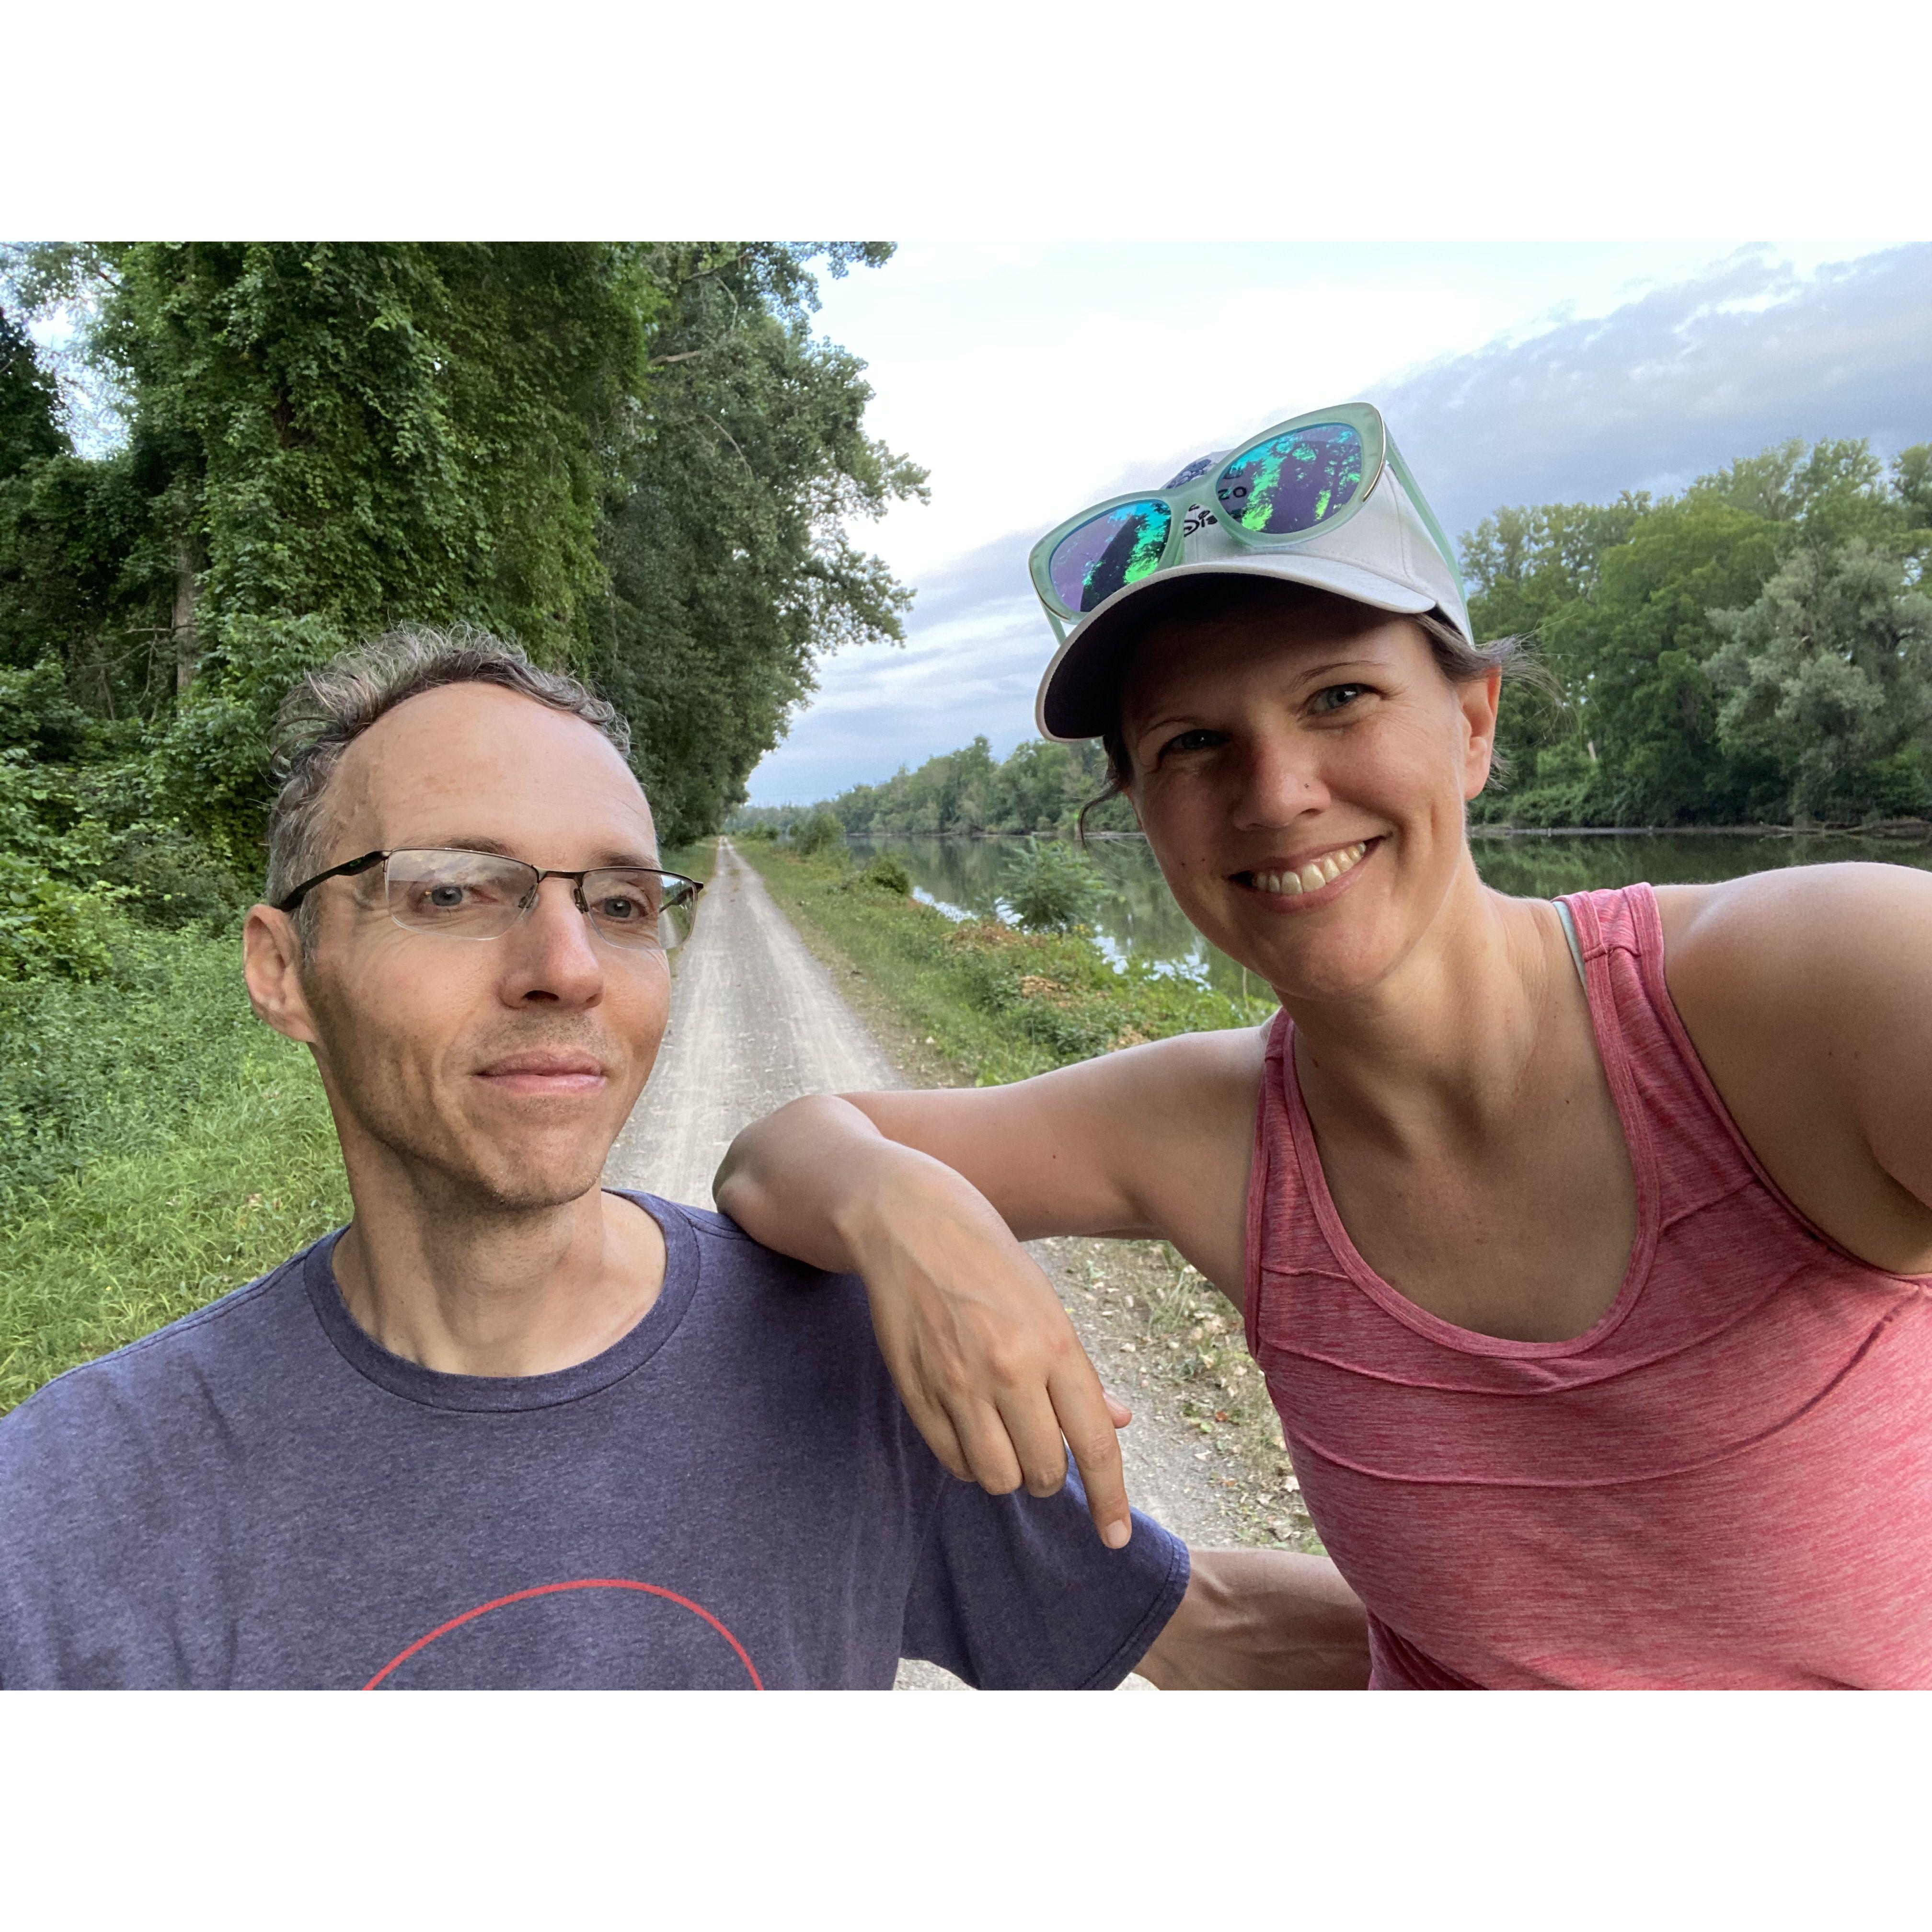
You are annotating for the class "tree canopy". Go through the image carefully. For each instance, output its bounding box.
[0,240,920,897]
[1465,435,1932,826]
[759,732,1131,840]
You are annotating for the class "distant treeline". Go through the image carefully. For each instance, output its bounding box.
[736,736,1133,839]
[752,436,1932,836]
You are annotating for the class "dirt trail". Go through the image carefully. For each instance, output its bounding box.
[605,840,1261,1688]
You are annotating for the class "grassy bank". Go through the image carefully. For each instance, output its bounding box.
[0,1053,349,1411]
[0,925,350,1411]
[737,841,1275,1085]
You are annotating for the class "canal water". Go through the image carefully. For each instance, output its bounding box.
[847,832,1932,1003]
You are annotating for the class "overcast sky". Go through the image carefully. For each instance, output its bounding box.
[747,240,1932,805]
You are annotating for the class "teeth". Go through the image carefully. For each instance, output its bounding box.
[1254,841,1368,899]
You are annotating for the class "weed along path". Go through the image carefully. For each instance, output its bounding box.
[607,840,1310,1690]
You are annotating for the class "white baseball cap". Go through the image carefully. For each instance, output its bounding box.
[1033,426,1472,743]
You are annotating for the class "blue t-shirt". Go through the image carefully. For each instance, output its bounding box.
[0,1195,1185,1689]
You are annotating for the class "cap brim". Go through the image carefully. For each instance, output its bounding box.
[1034,557,1437,742]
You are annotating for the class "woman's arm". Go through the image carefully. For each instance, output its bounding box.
[715,1030,1265,1549]
[1137,1548,1371,1690]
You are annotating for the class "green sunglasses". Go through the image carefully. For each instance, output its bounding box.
[1027,402,1464,644]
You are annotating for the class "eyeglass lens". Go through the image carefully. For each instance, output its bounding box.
[382,850,695,949]
[1215,421,1366,536]
[1047,498,1173,614]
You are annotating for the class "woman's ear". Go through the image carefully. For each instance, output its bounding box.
[1460,666,1503,800]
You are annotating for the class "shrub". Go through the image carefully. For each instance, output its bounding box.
[790,810,847,860]
[1002,837,1106,932]
[0,856,125,983]
[848,852,910,895]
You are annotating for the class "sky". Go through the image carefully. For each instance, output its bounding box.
[745,240,1932,805]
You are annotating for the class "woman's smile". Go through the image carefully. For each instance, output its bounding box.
[1234,837,1379,908]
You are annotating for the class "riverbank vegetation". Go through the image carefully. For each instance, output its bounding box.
[750,434,1932,839]
[736,839,1275,1089]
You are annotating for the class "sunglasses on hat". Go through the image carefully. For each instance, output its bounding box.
[1027,402,1463,644]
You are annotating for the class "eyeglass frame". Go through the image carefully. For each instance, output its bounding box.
[1026,402,1465,646]
[272,846,705,949]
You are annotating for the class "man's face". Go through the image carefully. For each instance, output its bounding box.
[246,684,671,1213]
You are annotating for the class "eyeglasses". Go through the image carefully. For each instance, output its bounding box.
[1026,402,1464,643]
[274,848,704,951]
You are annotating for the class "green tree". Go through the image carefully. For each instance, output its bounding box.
[592,245,925,844]
[1708,540,1932,822]
[1543,497,1786,823]
[2,241,919,861]
[0,305,63,478]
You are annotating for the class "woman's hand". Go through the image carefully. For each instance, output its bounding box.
[717,1095,1136,1546]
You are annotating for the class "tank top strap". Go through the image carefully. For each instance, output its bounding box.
[1243,1009,1296,1360]
[1560,882,1774,1218]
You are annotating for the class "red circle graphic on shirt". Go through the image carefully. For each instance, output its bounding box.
[362,1578,765,1690]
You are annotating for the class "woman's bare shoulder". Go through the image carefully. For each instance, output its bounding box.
[1656,862,1932,993]
[1655,863,1932,1266]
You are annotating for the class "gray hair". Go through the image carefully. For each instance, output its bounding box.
[265,625,632,942]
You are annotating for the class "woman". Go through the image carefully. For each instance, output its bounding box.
[717,405,1932,1689]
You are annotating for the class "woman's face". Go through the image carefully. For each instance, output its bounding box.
[1119,596,1500,1002]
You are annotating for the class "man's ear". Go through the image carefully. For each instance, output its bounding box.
[243,905,322,1046]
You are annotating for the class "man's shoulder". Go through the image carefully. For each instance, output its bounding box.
[623,1191,866,1303]
[0,1240,324,1480]
[622,1190,908,1422]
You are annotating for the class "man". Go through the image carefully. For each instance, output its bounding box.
[0,628,1367,1689]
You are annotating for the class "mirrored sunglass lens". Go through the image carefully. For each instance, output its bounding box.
[1047,500,1173,613]
[1215,422,1365,536]
[387,851,529,935]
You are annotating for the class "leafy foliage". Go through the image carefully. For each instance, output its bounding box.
[593,246,925,845]
[0,241,916,870]
[849,851,910,895]
[788,808,848,859]
[1708,540,1932,822]
[1461,436,1932,827]
[1001,836,1107,932]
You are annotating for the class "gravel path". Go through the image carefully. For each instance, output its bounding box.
[605,840,1259,1688]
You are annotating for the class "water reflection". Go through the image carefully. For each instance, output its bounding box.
[852,832,1932,995]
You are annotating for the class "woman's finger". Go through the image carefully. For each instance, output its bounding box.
[943,1395,1027,1496]
[1050,1357,1134,1548]
[993,1382,1070,1499]
[898,1389,973,1484]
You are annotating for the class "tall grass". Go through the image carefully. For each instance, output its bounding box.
[0,920,350,1412]
[0,1044,348,1411]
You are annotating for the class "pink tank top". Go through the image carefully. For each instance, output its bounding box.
[1244,883,1932,1689]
